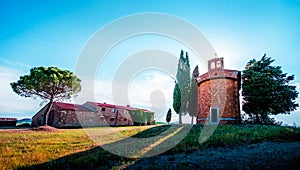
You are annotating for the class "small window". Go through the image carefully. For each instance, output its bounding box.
[101,107,106,111]
[100,116,105,121]
[217,61,222,68]
[210,62,215,69]
[111,108,115,113]
[124,118,127,121]
[110,117,114,121]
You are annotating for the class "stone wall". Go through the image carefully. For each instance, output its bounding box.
[52,109,133,128]
[32,102,154,128]
[32,104,48,127]
[0,118,17,126]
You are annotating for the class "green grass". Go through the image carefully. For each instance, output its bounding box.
[0,129,94,169]
[170,125,300,154]
[0,125,299,169]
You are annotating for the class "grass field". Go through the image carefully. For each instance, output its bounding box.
[0,125,299,169]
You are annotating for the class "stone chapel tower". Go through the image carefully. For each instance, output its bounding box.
[195,58,241,124]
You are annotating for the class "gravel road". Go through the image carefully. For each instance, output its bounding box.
[124,142,300,169]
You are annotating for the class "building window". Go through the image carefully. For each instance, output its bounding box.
[100,116,105,121]
[111,108,115,113]
[216,61,222,68]
[210,62,215,69]
[210,107,219,124]
[124,118,127,121]
[110,117,114,121]
[101,107,106,111]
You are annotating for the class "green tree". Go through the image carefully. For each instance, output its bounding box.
[129,110,143,125]
[173,50,191,124]
[173,83,181,120]
[242,54,298,124]
[11,67,81,126]
[129,110,154,125]
[166,108,172,124]
[144,111,154,125]
[188,75,199,124]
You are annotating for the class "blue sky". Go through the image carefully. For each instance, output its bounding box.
[1,0,300,125]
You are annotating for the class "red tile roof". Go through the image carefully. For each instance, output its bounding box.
[54,102,90,111]
[116,105,138,111]
[197,69,240,83]
[97,103,117,108]
[86,101,150,112]
[0,118,17,121]
[54,101,152,112]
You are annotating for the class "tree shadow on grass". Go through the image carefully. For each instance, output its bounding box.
[23,125,200,170]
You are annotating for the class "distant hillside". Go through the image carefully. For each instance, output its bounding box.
[16,118,31,126]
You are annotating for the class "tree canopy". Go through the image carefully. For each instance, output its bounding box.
[129,110,154,126]
[188,74,199,124]
[11,66,81,125]
[173,50,191,124]
[242,54,298,124]
[166,108,172,124]
[173,83,181,114]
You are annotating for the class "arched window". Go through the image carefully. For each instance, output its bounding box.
[217,61,222,68]
[210,62,215,69]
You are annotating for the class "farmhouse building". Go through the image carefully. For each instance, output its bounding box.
[32,101,154,128]
[0,118,17,126]
[195,58,241,124]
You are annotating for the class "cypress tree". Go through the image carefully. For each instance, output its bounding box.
[173,50,191,124]
[166,108,172,124]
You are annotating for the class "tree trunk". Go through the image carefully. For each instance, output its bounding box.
[44,98,54,126]
[255,113,260,124]
[191,116,194,124]
[261,114,268,124]
[179,112,182,124]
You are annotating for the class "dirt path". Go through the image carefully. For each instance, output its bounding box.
[124,142,300,169]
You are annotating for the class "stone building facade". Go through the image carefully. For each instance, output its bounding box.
[196,58,241,124]
[32,101,154,128]
[0,118,17,126]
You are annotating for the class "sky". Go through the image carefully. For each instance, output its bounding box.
[0,0,300,125]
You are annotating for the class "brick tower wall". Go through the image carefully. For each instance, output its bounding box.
[197,76,241,124]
